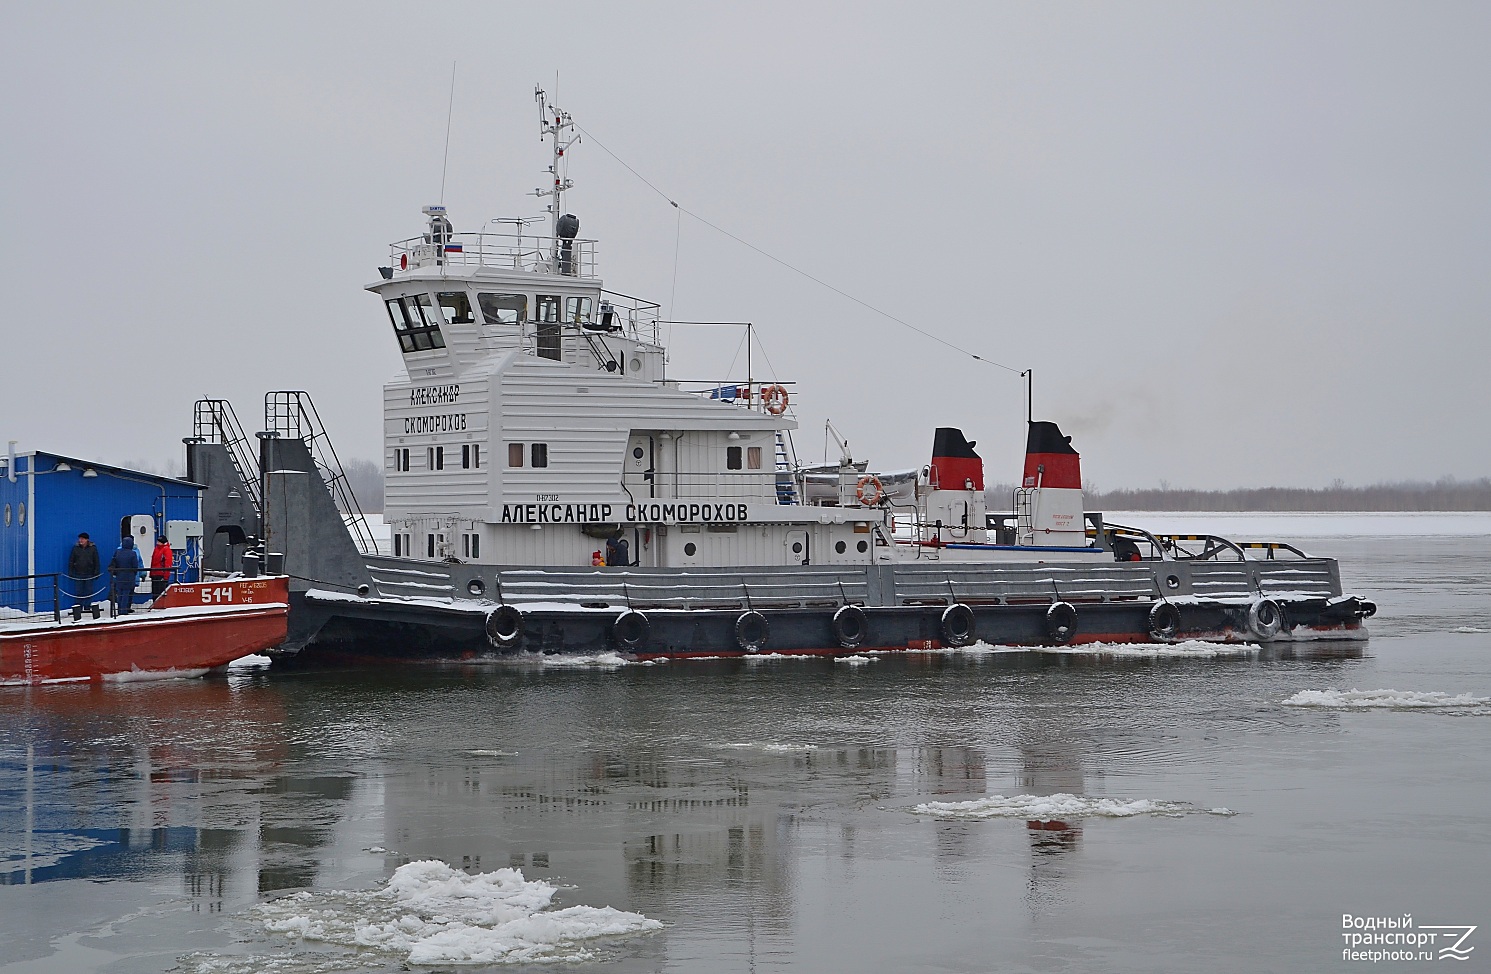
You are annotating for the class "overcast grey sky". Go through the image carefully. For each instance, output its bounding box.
[3,2,1488,490]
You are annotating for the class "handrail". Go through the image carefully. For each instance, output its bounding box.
[389,231,600,278]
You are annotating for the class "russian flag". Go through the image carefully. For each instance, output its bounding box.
[444,244,464,253]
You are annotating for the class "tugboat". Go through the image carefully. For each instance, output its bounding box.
[186,89,1375,663]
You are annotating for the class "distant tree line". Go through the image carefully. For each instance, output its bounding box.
[324,463,1491,516]
[987,478,1491,512]
[342,458,385,513]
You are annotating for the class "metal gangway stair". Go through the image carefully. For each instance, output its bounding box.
[264,391,378,555]
[193,399,263,518]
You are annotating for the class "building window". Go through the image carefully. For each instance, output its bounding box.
[394,448,410,472]
[508,443,524,467]
[427,446,444,471]
[747,446,763,469]
[462,444,480,469]
[531,443,548,468]
[726,446,742,470]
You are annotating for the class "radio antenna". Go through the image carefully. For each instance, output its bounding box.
[439,61,457,203]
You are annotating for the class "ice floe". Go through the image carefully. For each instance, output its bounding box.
[1282,688,1491,710]
[1452,626,1491,634]
[833,654,875,665]
[911,793,1238,821]
[1032,639,1259,658]
[257,859,661,965]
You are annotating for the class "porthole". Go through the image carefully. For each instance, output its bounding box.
[632,447,645,459]
[856,540,868,553]
[17,503,24,526]
[1166,575,1181,590]
[792,542,803,554]
[684,542,697,556]
[834,540,846,554]
[467,578,486,597]
[630,358,642,372]
[3,504,9,526]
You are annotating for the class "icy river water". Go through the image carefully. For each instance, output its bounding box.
[3,513,1490,973]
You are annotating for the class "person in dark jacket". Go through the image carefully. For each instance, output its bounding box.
[67,532,101,609]
[108,536,144,615]
[150,537,174,600]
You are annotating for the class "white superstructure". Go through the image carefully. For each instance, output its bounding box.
[375,90,1101,571]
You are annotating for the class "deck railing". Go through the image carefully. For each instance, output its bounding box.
[390,232,599,278]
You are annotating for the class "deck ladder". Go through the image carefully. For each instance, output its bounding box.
[775,431,800,505]
[264,391,378,555]
[193,399,263,519]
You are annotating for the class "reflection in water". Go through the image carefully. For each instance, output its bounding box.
[2,607,1446,973]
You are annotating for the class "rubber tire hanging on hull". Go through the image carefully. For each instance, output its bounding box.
[485,605,524,649]
[1148,601,1181,641]
[1046,601,1078,644]
[735,611,770,654]
[832,605,868,649]
[940,603,976,648]
[1248,599,1283,639]
[612,610,650,651]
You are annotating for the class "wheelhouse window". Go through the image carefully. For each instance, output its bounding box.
[462,444,480,469]
[565,296,593,323]
[437,291,476,325]
[508,443,524,467]
[477,292,526,325]
[726,446,743,470]
[531,443,548,468]
[534,295,562,361]
[747,446,763,469]
[385,294,446,353]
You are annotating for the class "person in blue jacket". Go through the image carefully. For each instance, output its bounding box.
[108,536,144,615]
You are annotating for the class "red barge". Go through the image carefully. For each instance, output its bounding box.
[0,576,288,686]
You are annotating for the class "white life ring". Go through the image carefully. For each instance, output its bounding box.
[855,475,884,506]
[761,384,789,416]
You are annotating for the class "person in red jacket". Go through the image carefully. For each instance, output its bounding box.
[150,536,175,600]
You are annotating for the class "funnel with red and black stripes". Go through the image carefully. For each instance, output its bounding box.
[1022,421,1081,490]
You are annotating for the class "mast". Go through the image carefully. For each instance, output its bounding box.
[533,86,579,267]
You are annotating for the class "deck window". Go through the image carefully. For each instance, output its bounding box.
[437,291,476,325]
[508,443,524,467]
[565,296,593,323]
[747,446,763,469]
[531,443,548,468]
[534,295,562,361]
[726,446,742,470]
[427,446,444,471]
[463,532,481,558]
[388,293,446,353]
[394,448,410,472]
[385,299,417,353]
[478,292,526,325]
[462,444,480,469]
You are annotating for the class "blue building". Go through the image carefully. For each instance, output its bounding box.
[0,448,204,611]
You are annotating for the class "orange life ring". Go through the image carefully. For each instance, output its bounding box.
[761,384,789,416]
[855,474,884,506]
